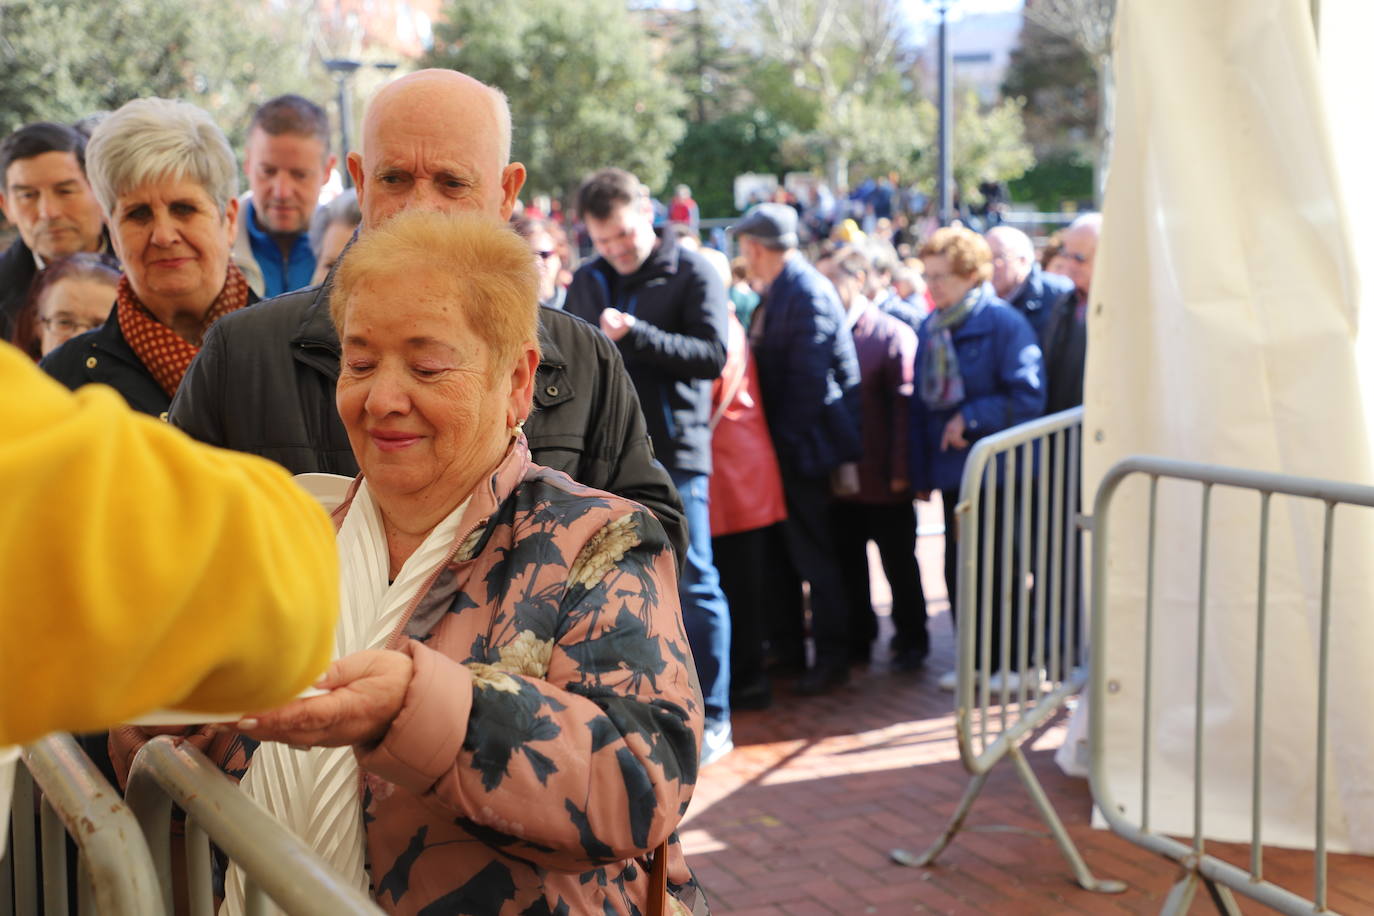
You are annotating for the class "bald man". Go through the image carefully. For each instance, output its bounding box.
[986,225,1073,338]
[169,70,686,557]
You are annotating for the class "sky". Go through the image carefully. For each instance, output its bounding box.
[902,0,1025,28]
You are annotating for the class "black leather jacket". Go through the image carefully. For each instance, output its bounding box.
[168,280,688,560]
[0,236,38,342]
[40,291,258,418]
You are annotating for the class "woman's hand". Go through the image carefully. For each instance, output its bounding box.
[235,649,413,749]
[940,412,968,451]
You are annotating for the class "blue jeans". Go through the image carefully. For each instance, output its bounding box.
[669,470,731,724]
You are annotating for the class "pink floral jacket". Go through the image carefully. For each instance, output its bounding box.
[116,440,706,915]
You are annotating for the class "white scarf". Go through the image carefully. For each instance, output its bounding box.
[224,479,470,914]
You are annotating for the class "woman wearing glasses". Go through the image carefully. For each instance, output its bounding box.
[10,253,119,359]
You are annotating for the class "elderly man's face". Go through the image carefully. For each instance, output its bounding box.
[349,74,525,230]
[987,233,1029,300]
[1061,225,1098,298]
[0,152,105,261]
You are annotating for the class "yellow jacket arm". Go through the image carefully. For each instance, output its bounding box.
[0,343,339,746]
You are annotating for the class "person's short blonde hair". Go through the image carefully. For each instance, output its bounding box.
[330,211,541,372]
[919,226,993,283]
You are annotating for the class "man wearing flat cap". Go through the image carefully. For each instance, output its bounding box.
[734,203,862,696]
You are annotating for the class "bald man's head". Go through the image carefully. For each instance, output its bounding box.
[347,69,525,230]
[986,226,1034,299]
[1061,213,1101,299]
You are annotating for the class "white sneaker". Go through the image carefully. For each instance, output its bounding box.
[987,671,1022,692]
[937,670,958,691]
[701,720,734,767]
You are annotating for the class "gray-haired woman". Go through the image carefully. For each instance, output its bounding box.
[41,98,253,417]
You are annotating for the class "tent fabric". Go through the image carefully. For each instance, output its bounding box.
[1083,0,1374,852]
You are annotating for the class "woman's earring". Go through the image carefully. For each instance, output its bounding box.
[511,418,525,438]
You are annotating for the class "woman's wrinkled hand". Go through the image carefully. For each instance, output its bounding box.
[235,649,413,749]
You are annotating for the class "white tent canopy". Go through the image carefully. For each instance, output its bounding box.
[1084,0,1374,852]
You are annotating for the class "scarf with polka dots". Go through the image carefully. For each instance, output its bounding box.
[115,264,249,397]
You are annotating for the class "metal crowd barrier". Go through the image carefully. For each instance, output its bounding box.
[891,407,1125,893]
[125,737,382,916]
[2,733,162,915]
[1089,456,1374,915]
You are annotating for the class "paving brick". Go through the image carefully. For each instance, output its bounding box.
[680,516,1364,915]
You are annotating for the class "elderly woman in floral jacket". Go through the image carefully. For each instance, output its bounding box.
[115,211,705,916]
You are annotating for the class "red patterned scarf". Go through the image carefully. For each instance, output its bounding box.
[116,263,249,397]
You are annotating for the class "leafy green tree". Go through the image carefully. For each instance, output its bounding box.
[425,0,686,200]
[721,0,915,188]
[902,90,1035,205]
[1002,19,1097,161]
[1021,0,1118,204]
[0,0,327,149]
[669,111,792,217]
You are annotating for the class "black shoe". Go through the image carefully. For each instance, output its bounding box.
[794,664,850,696]
[892,647,927,673]
[731,678,773,711]
[765,643,807,676]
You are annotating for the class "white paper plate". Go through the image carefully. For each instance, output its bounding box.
[293,472,356,513]
[125,687,330,727]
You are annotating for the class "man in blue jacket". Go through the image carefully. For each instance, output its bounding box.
[986,225,1073,339]
[735,203,863,695]
[565,168,734,765]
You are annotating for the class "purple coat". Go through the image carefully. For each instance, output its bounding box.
[837,300,917,504]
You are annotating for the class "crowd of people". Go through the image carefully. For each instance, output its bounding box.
[0,64,1101,915]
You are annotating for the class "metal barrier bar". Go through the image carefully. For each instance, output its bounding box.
[1251,491,1271,879]
[1194,483,1212,857]
[125,737,382,916]
[1089,455,1374,916]
[1315,502,1334,911]
[891,408,1124,893]
[4,734,165,915]
[1141,476,1158,834]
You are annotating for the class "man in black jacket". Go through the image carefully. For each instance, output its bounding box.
[566,168,733,765]
[0,122,109,339]
[1040,213,1100,414]
[169,70,686,562]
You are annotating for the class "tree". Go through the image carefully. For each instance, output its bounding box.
[669,111,793,218]
[905,91,1035,205]
[719,0,916,189]
[1002,19,1097,161]
[0,0,328,149]
[425,0,686,200]
[1022,0,1117,205]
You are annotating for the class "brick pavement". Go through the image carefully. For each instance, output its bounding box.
[681,500,1374,915]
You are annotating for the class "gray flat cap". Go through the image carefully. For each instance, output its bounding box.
[732,202,799,249]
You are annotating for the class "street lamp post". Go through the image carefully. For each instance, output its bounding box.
[936,0,954,227]
[323,59,362,186]
[323,59,399,187]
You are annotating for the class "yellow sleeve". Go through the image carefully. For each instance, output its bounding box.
[0,342,339,746]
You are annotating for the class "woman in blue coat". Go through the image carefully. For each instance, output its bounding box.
[909,226,1044,690]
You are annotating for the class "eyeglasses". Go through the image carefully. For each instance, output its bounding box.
[40,315,103,335]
